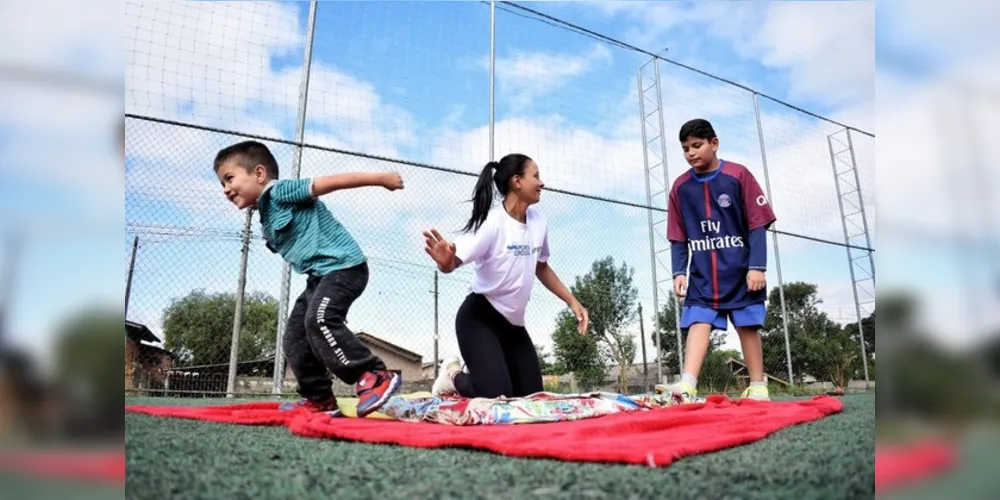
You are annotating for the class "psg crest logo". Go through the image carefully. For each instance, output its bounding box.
[717,194,732,208]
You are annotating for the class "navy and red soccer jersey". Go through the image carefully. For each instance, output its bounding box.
[667,160,777,310]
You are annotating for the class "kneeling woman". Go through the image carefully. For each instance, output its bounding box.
[423,153,589,399]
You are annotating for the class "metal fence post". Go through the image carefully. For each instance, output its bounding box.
[653,58,684,380]
[752,93,795,387]
[637,68,663,385]
[227,207,254,398]
[845,130,875,287]
[273,0,318,394]
[829,130,871,388]
[845,129,873,387]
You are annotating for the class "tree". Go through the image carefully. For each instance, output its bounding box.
[654,292,682,376]
[162,290,278,367]
[55,307,125,436]
[552,256,638,393]
[534,344,557,375]
[875,292,994,421]
[844,310,875,375]
[761,282,860,385]
[551,309,604,387]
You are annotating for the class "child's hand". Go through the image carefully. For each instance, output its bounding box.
[423,228,456,271]
[747,270,766,292]
[382,171,404,191]
[673,275,687,298]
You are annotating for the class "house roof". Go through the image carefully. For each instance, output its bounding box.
[135,342,177,359]
[125,320,160,344]
[357,332,422,363]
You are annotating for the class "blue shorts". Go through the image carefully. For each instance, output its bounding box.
[680,303,766,331]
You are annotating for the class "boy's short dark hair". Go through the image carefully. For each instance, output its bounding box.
[679,119,717,143]
[213,140,280,180]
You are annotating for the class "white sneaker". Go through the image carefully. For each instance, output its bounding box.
[431,356,463,396]
[654,381,697,398]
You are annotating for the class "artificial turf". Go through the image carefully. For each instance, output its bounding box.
[124,393,876,499]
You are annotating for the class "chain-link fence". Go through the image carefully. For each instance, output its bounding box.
[124,1,874,399]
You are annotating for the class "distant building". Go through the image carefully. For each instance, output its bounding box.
[125,320,175,394]
[421,361,437,381]
[0,349,57,439]
[354,332,423,382]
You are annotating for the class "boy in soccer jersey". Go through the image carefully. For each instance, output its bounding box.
[214,140,404,417]
[656,119,776,401]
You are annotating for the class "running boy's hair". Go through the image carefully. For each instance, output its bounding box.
[463,153,533,233]
[213,140,280,180]
[678,119,718,143]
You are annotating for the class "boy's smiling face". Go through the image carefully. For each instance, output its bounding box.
[681,136,720,170]
[216,159,268,209]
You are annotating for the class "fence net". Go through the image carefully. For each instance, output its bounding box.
[124,0,874,399]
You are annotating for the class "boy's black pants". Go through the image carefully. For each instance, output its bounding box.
[282,262,385,401]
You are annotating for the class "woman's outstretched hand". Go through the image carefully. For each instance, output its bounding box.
[423,228,457,272]
[570,299,589,335]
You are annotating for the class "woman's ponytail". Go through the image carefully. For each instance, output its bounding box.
[462,161,497,233]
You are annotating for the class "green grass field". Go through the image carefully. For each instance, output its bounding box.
[125,393,876,499]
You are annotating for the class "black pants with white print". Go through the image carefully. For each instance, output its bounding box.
[283,262,386,402]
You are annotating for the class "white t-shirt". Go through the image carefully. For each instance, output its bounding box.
[453,205,550,327]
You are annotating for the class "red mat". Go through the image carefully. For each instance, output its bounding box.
[875,439,958,493]
[127,394,843,467]
[0,450,124,484]
[125,401,294,426]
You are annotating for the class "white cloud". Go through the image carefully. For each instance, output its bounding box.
[748,2,874,106]
[431,114,644,205]
[123,0,423,237]
[878,0,1000,72]
[0,83,122,226]
[125,0,302,126]
[491,43,613,112]
[581,1,873,112]
[0,0,121,79]
[303,65,417,160]
[0,0,122,229]
[125,0,418,160]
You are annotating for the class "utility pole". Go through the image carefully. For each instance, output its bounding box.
[226,209,254,398]
[125,235,138,319]
[433,271,440,378]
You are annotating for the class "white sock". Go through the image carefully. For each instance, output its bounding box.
[750,381,767,388]
[681,372,697,387]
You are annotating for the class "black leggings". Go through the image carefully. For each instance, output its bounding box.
[453,293,543,398]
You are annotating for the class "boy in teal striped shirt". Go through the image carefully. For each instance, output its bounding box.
[214,141,404,417]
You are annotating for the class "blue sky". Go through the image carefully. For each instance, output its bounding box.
[6,1,881,371]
